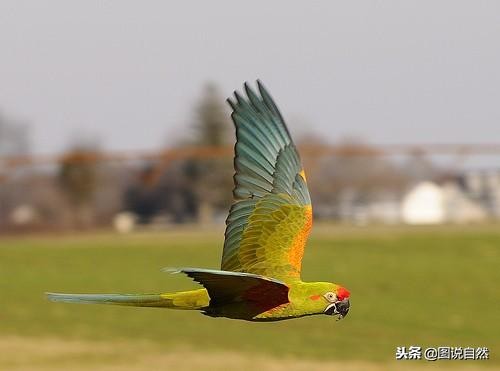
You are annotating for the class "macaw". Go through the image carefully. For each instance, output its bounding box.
[47,81,350,322]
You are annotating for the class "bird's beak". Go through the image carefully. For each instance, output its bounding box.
[324,298,350,319]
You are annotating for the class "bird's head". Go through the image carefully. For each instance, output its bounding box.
[307,283,350,320]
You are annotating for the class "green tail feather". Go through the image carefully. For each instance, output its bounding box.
[46,289,209,309]
[47,292,169,307]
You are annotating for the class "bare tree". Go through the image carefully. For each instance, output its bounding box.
[192,82,232,147]
[0,111,31,228]
[0,111,30,157]
[58,141,100,228]
[187,82,233,223]
[299,138,410,218]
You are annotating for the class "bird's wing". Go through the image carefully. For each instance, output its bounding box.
[169,267,289,315]
[221,81,312,282]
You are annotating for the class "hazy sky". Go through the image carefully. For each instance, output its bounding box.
[0,1,499,155]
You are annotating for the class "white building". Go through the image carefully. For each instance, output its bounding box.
[401,181,487,225]
[401,182,445,224]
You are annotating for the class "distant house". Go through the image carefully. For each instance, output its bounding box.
[401,182,445,224]
[463,170,500,218]
[401,181,487,225]
[441,182,489,223]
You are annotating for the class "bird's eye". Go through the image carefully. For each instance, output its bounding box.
[324,292,337,303]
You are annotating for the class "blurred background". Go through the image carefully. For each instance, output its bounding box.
[1,1,499,370]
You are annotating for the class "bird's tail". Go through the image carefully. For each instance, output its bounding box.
[46,288,209,310]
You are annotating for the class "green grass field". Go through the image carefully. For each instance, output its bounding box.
[1,224,499,369]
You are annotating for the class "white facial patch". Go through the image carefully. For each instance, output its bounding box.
[323,292,337,303]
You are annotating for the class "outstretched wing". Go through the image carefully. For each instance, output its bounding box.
[221,81,312,282]
[170,267,289,318]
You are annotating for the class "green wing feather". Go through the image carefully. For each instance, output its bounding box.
[221,81,313,282]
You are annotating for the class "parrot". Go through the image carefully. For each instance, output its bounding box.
[47,81,350,322]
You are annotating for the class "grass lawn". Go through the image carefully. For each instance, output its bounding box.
[0,224,499,369]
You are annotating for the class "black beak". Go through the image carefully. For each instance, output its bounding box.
[324,298,350,319]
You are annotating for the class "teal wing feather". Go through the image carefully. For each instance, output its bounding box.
[221,81,312,281]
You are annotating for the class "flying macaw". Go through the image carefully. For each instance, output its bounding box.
[47,81,350,322]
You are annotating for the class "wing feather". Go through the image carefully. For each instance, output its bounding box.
[221,81,313,282]
[170,267,289,318]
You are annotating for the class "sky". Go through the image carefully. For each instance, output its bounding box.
[0,1,499,156]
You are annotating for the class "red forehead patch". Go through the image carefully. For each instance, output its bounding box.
[337,287,350,301]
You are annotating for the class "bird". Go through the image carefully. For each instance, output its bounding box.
[47,81,351,322]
